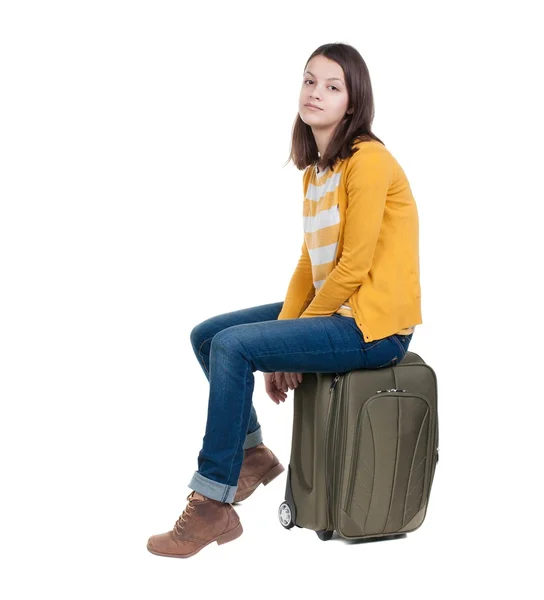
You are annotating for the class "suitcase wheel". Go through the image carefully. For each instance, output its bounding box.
[316,530,334,541]
[278,501,295,529]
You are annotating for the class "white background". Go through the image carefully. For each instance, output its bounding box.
[1,0,543,598]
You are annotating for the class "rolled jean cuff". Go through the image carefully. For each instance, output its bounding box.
[244,425,263,450]
[188,471,238,504]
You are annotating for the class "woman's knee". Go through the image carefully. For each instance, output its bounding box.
[190,320,214,353]
[190,316,231,353]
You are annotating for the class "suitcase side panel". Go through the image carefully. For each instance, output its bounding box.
[288,372,335,530]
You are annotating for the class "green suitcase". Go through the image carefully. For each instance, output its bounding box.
[278,350,439,542]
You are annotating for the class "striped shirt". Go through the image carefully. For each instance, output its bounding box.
[305,163,415,336]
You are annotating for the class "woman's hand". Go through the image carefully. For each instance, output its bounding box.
[264,372,303,404]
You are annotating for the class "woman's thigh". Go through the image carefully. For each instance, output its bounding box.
[212,313,407,373]
[190,302,284,352]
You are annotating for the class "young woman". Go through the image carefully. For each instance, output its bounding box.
[147,42,422,559]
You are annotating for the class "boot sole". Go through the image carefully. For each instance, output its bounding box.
[233,462,285,503]
[147,522,244,558]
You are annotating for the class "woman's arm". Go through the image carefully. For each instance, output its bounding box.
[277,238,315,320]
[300,145,393,318]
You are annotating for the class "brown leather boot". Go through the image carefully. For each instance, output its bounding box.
[147,491,243,558]
[232,443,285,503]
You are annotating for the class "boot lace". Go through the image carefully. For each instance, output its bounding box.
[173,493,198,536]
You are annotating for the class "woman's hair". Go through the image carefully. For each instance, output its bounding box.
[285,42,384,172]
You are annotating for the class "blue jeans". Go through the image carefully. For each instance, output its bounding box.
[188,301,413,503]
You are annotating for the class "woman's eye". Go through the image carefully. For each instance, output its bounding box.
[304,80,339,91]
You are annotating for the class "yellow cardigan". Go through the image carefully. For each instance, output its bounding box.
[277,139,422,342]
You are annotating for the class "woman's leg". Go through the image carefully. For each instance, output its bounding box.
[188,313,412,503]
[189,302,284,451]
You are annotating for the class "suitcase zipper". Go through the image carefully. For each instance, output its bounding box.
[326,373,341,530]
[330,374,340,391]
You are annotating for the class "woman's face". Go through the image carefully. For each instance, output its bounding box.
[299,55,351,134]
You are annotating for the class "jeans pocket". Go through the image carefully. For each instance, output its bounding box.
[365,336,401,369]
[391,335,408,360]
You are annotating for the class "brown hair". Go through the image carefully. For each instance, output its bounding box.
[284,42,385,172]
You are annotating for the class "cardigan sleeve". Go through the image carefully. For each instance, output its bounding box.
[299,146,393,319]
[277,237,315,320]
